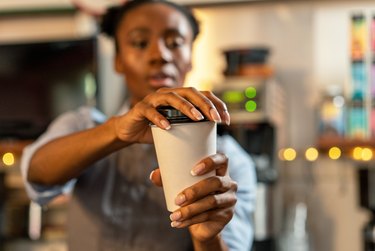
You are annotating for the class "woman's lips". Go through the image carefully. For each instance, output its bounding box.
[148,73,175,88]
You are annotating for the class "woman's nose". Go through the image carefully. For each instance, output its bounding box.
[148,40,173,65]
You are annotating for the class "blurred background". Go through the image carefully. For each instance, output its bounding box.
[1,0,375,250]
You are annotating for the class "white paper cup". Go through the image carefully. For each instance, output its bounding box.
[151,121,216,212]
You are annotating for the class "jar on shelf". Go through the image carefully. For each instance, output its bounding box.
[319,85,346,137]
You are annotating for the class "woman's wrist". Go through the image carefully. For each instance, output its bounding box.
[191,233,229,251]
[105,116,132,150]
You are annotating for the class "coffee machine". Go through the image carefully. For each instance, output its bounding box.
[214,47,285,251]
[214,77,283,251]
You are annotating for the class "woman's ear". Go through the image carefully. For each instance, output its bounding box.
[184,61,192,75]
[114,54,124,73]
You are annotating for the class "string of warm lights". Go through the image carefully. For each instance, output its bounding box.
[1,145,374,168]
[1,146,375,167]
[278,146,375,162]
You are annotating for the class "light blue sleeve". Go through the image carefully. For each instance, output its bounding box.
[218,135,257,251]
[20,106,104,206]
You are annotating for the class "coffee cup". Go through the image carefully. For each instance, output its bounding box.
[151,106,217,212]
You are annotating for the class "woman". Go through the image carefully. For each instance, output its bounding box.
[21,0,256,250]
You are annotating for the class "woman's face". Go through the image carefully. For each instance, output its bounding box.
[114,3,194,104]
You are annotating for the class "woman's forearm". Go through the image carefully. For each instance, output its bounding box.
[28,117,127,186]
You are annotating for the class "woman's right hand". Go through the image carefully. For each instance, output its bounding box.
[112,87,230,144]
[71,0,128,17]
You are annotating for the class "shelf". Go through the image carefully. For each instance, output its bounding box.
[0,140,33,154]
[317,135,375,152]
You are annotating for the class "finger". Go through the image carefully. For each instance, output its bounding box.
[71,0,106,16]
[133,101,171,130]
[191,153,228,177]
[149,168,163,187]
[180,88,222,124]
[170,192,236,224]
[201,91,230,125]
[171,207,234,228]
[157,87,221,123]
[145,91,205,122]
[175,176,237,207]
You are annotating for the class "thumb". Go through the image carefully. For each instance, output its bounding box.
[149,168,163,187]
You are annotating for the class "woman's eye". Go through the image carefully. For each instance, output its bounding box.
[165,36,185,49]
[131,40,148,49]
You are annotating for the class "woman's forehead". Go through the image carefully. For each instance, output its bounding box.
[117,3,193,37]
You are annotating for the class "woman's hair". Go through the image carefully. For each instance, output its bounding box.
[100,0,200,46]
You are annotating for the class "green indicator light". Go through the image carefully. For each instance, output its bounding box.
[245,100,257,112]
[223,91,245,103]
[245,86,256,99]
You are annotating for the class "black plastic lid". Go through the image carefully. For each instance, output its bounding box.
[156,106,208,124]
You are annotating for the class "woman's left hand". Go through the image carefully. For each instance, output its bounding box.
[150,153,238,242]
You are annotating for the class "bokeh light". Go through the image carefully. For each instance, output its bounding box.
[328,147,341,160]
[352,147,363,161]
[305,147,319,161]
[245,100,257,112]
[2,152,15,166]
[283,148,297,161]
[361,148,373,161]
[245,86,257,99]
[223,90,244,103]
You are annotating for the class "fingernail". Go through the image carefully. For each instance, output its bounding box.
[210,108,221,123]
[212,153,227,163]
[175,194,186,205]
[149,170,155,181]
[160,120,171,130]
[171,221,182,228]
[170,211,182,221]
[191,163,205,176]
[191,107,204,120]
[224,111,231,125]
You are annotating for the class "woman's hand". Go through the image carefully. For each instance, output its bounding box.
[112,87,230,145]
[71,0,128,16]
[150,153,238,245]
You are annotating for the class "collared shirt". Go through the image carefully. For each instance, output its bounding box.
[21,105,257,251]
